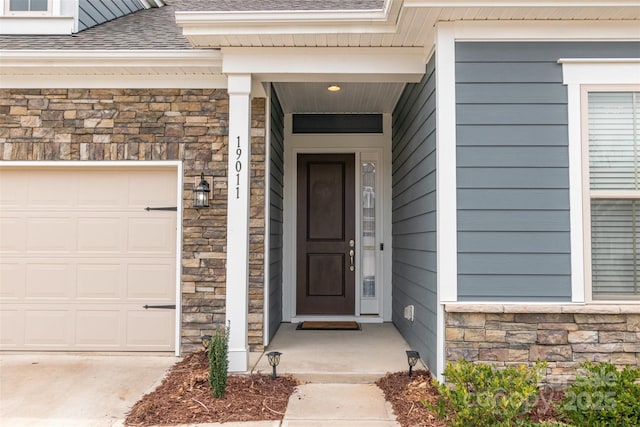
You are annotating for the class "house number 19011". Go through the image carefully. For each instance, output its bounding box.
[235,136,242,199]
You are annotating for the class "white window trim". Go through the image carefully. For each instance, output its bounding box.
[561,58,640,304]
[3,0,52,16]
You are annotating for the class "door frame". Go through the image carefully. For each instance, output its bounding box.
[0,160,183,355]
[282,114,393,323]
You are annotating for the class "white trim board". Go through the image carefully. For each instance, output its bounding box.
[0,160,184,356]
[560,59,640,304]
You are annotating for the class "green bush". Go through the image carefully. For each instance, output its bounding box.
[559,361,640,427]
[208,323,230,398]
[426,359,546,427]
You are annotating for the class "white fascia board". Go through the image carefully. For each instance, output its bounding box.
[221,47,427,81]
[448,20,640,41]
[175,0,401,37]
[404,0,638,6]
[0,74,228,89]
[0,49,223,70]
[0,16,74,35]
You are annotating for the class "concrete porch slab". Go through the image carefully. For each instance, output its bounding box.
[251,323,414,383]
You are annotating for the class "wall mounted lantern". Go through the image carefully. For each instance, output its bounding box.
[266,351,282,379]
[406,350,420,376]
[194,172,210,208]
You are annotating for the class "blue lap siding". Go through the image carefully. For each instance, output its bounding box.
[456,41,640,302]
[392,55,438,371]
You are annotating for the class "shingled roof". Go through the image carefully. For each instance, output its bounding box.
[0,0,385,50]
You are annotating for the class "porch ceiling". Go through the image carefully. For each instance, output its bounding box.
[272,82,406,114]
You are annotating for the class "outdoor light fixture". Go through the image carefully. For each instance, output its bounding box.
[201,334,212,350]
[266,351,282,379]
[406,350,420,377]
[194,172,210,208]
[327,84,341,92]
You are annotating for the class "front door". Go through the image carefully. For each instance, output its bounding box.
[296,153,355,315]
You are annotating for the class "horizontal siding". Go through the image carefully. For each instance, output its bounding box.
[456,41,640,301]
[268,87,285,341]
[392,55,438,372]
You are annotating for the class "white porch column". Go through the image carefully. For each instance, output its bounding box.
[225,74,252,372]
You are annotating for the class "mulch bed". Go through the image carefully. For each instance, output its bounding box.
[126,353,565,427]
[125,351,298,426]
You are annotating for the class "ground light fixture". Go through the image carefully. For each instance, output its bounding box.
[201,334,212,350]
[266,351,282,379]
[406,350,420,376]
[194,172,210,208]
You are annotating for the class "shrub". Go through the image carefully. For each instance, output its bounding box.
[559,361,640,427]
[427,359,546,427]
[208,323,230,398]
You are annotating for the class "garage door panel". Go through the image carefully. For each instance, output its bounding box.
[128,218,175,254]
[127,310,174,350]
[128,171,177,208]
[0,310,23,347]
[28,174,76,208]
[76,310,122,347]
[77,263,122,299]
[0,217,26,252]
[1,263,26,298]
[127,263,174,300]
[25,310,73,347]
[26,263,74,299]
[0,167,177,352]
[77,174,127,208]
[77,217,123,253]
[27,217,75,253]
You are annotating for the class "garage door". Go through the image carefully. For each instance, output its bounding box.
[0,167,177,351]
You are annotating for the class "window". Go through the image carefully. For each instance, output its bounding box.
[6,0,49,14]
[586,91,640,300]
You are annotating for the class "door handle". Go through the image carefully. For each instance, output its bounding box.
[349,249,355,271]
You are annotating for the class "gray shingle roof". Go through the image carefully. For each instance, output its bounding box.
[0,0,385,50]
[0,5,190,50]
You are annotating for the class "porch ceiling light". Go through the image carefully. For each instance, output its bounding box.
[406,350,420,377]
[266,351,282,379]
[194,172,210,208]
[327,84,341,92]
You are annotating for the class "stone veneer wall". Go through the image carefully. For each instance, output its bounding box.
[0,88,266,353]
[446,304,640,385]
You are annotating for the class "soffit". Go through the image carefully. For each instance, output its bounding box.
[176,3,640,48]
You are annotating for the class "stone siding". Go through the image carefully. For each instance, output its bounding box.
[445,305,640,385]
[0,88,266,353]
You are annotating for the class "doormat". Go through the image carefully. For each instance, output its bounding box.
[296,321,361,331]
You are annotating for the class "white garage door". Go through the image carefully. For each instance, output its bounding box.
[0,167,178,352]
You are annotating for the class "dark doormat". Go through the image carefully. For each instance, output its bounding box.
[296,321,361,330]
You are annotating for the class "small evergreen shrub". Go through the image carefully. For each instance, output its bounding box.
[208,323,230,398]
[427,359,546,427]
[559,361,640,427]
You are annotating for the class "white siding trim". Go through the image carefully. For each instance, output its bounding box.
[0,74,227,89]
[561,59,640,304]
[435,23,457,304]
[263,85,272,347]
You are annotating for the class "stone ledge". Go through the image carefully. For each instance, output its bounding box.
[445,303,640,314]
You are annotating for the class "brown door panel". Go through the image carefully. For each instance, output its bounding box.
[296,153,355,315]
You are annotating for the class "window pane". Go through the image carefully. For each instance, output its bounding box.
[30,0,48,11]
[588,92,639,190]
[591,199,639,298]
[9,0,29,11]
[362,162,376,298]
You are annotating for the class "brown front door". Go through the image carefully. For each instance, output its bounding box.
[296,153,355,315]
